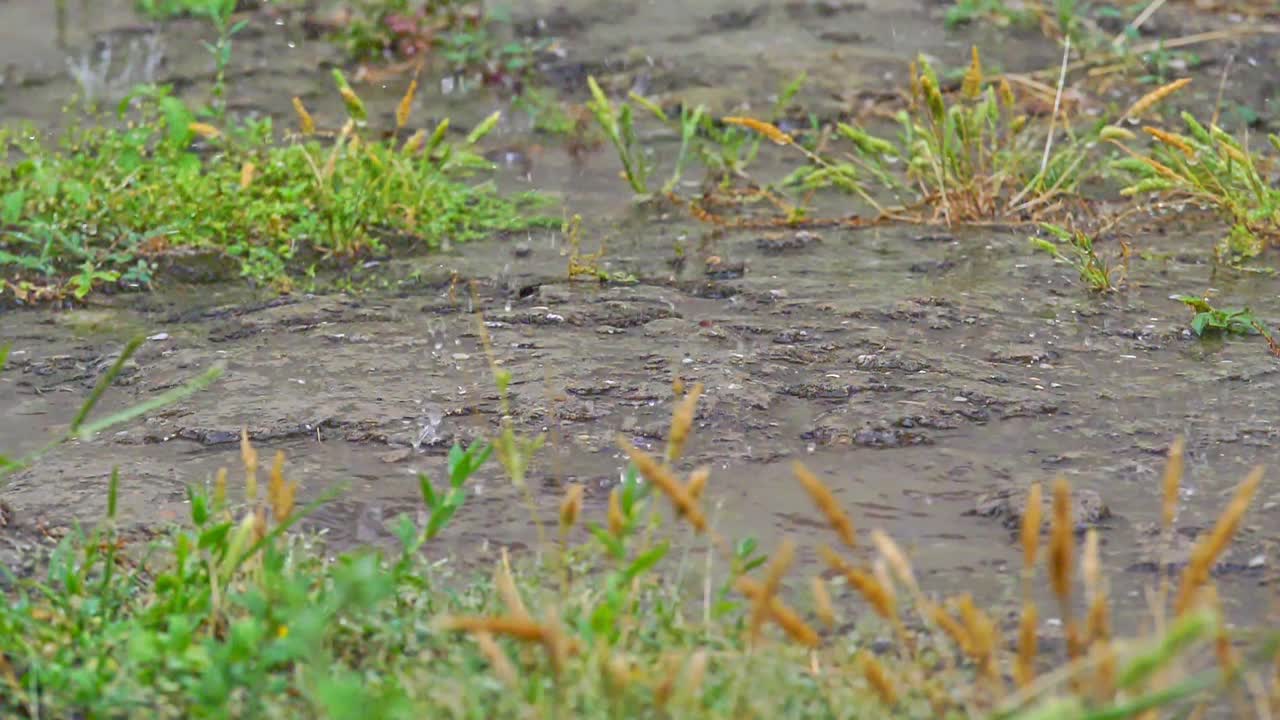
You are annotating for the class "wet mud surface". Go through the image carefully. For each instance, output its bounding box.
[4,0,1280,625]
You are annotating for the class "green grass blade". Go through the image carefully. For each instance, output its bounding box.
[70,335,145,434]
[77,364,224,440]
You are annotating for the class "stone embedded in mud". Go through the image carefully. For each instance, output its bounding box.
[969,486,1112,531]
[755,231,822,255]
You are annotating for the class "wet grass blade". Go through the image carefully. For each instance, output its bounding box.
[77,364,224,440]
[70,335,145,434]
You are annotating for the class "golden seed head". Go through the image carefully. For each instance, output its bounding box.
[820,545,895,621]
[213,467,228,510]
[291,96,315,135]
[618,437,707,533]
[666,382,703,462]
[1143,127,1195,157]
[1162,436,1185,531]
[927,600,972,655]
[1048,476,1074,604]
[1015,601,1039,689]
[1124,77,1191,121]
[1081,528,1102,603]
[1175,466,1263,615]
[871,529,917,594]
[607,487,626,536]
[793,462,856,548]
[859,652,899,706]
[396,77,418,130]
[1021,482,1043,572]
[811,576,836,629]
[722,116,794,146]
[998,77,1016,108]
[686,466,710,502]
[239,162,255,190]
[961,46,983,100]
[559,484,584,531]
[748,538,796,644]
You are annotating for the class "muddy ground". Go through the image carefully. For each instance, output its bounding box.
[3,1,1280,627]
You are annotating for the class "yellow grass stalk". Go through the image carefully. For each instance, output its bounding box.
[998,77,1016,109]
[188,122,221,139]
[473,631,518,688]
[240,429,258,503]
[1124,78,1191,121]
[1174,466,1264,615]
[438,614,549,643]
[1162,437,1184,531]
[1021,482,1043,574]
[955,594,1001,686]
[859,651,900,707]
[722,117,794,146]
[1048,477,1074,609]
[617,438,708,533]
[1082,529,1102,604]
[685,650,709,699]
[292,96,315,135]
[396,77,418,130]
[1015,601,1039,689]
[735,576,821,647]
[928,601,973,655]
[401,128,426,155]
[1144,127,1195,157]
[239,162,255,190]
[266,450,297,522]
[811,576,836,629]
[666,382,703,462]
[213,467,228,511]
[541,607,572,675]
[607,488,626,536]
[559,484,584,532]
[686,466,710,502]
[748,538,796,644]
[961,46,984,100]
[793,462,856,548]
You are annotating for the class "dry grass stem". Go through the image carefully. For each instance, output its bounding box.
[1048,477,1075,611]
[439,614,549,643]
[928,601,973,655]
[793,462,857,548]
[396,77,418,130]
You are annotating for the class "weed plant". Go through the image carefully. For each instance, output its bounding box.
[1111,112,1280,263]
[1031,222,1127,292]
[0,76,551,301]
[2,340,1277,717]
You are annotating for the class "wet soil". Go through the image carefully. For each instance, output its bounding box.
[4,1,1280,627]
